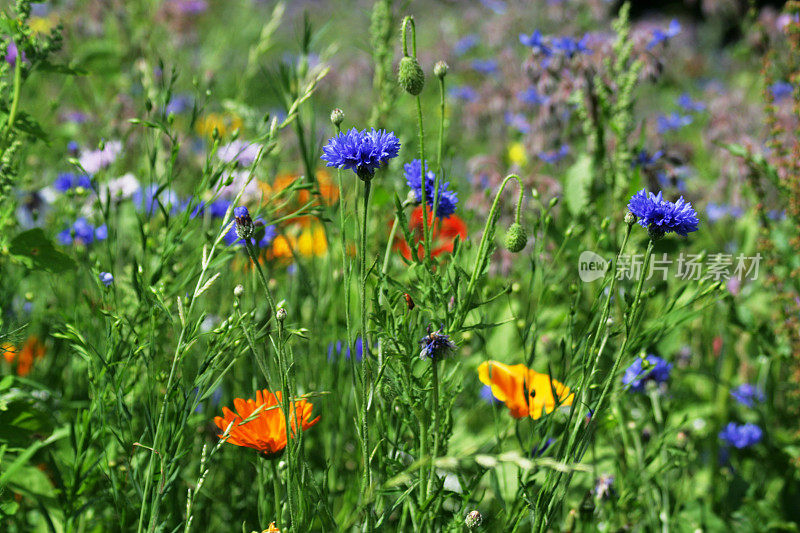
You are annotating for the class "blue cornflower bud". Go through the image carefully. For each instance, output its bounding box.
[234,206,254,241]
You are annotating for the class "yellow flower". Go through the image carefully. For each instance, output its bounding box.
[195,112,243,139]
[507,142,528,167]
[30,16,58,35]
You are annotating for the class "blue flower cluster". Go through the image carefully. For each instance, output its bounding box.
[632,149,663,168]
[730,384,765,408]
[321,128,401,180]
[538,144,570,164]
[706,203,744,223]
[718,422,762,448]
[519,30,592,60]
[628,189,699,238]
[622,354,672,392]
[404,159,459,219]
[54,172,92,193]
[58,218,108,246]
[656,112,693,134]
[647,19,681,50]
[517,87,548,106]
[449,85,479,102]
[769,81,794,102]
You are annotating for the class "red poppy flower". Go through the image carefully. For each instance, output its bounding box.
[394,206,467,260]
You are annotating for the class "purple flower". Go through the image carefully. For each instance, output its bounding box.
[419,327,456,361]
[719,422,762,448]
[209,199,231,218]
[593,475,615,500]
[480,385,501,405]
[517,87,548,106]
[505,112,531,134]
[552,35,592,58]
[647,19,681,50]
[519,30,551,56]
[657,113,693,134]
[99,272,114,287]
[4,41,26,68]
[170,0,208,14]
[321,128,401,180]
[133,185,181,215]
[454,34,479,56]
[79,141,122,175]
[448,85,479,102]
[770,81,794,102]
[538,144,570,164]
[165,94,192,114]
[730,384,765,408]
[632,149,663,168]
[471,59,498,74]
[628,189,699,238]
[328,337,368,362]
[53,173,92,192]
[404,159,459,219]
[58,218,107,246]
[217,140,262,167]
[677,93,706,112]
[622,354,672,392]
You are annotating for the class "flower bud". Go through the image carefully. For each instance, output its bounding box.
[624,211,636,226]
[433,60,448,79]
[234,284,244,298]
[330,108,344,127]
[398,56,425,95]
[465,509,483,529]
[276,308,287,322]
[504,223,528,252]
[234,206,254,240]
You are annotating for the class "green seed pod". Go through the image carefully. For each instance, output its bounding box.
[398,56,425,95]
[433,60,448,79]
[504,223,528,252]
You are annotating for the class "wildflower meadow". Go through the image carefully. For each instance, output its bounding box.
[2,0,800,531]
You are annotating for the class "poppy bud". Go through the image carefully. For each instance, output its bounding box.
[504,223,527,252]
[398,56,425,95]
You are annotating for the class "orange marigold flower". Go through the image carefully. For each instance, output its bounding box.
[265,523,281,533]
[214,390,320,459]
[478,360,574,420]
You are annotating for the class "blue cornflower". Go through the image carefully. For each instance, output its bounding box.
[538,144,570,164]
[552,35,592,58]
[519,30,551,55]
[647,19,681,50]
[677,93,706,112]
[454,34,479,56]
[622,354,672,392]
[632,149,663,168]
[419,327,456,361]
[327,337,368,362]
[57,218,107,246]
[321,128,400,181]
[67,141,80,154]
[404,159,458,219]
[480,385,501,405]
[99,272,114,287]
[593,474,615,500]
[448,85,479,102]
[53,172,92,193]
[706,203,742,222]
[471,59,498,74]
[628,189,699,238]
[532,438,554,457]
[719,422,762,448]
[517,87,548,106]
[770,81,794,101]
[730,384,765,408]
[165,94,192,114]
[657,112,693,133]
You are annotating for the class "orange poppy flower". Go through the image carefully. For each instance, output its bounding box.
[2,342,16,364]
[214,389,320,459]
[394,206,467,260]
[478,360,574,420]
[12,336,46,377]
[264,523,280,533]
[266,224,328,262]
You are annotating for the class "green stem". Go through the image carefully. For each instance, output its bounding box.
[427,358,441,494]
[270,459,283,527]
[359,179,373,531]
[414,96,431,261]
[1,50,23,153]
